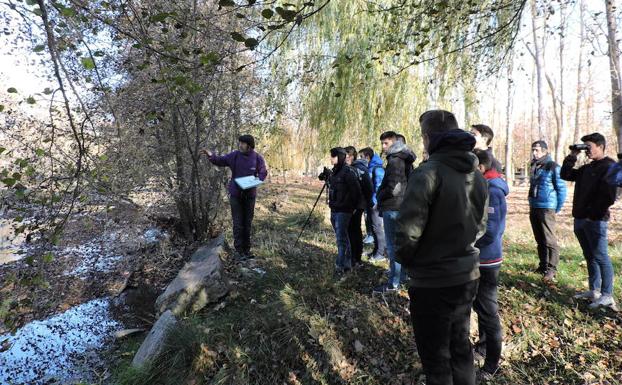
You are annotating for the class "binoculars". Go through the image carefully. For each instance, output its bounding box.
[569,143,589,151]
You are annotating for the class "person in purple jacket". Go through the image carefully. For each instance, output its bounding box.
[202,135,268,259]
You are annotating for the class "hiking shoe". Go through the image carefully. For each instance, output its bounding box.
[574,290,601,301]
[363,235,374,244]
[589,294,618,310]
[476,368,498,383]
[373,283,398,294]
[534,266,547,275]
[369,254,386,263]
[543,270,556,282]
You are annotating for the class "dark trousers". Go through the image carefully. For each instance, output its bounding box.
[409,280,479,385]
[473,268,502,374]
[529,208,560,271]
[348,209,364,266]
[230,194,256,255]
[364,209,372,235]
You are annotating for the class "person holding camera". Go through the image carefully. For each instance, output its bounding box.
[319,147,363,277]
[561,133,618,310]
[202,135,268,260]
[395,110,488,385]
[528,141,567,281]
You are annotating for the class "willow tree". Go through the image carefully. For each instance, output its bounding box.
[221,0,527,164]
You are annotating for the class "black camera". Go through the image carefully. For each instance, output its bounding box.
[569,143,589,151]
[318,167,332,181]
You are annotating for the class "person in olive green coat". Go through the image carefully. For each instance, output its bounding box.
[395,110,488,385]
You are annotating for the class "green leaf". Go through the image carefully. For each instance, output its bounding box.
[33,44,45,53]
[43,252,54,263]
[276,6,297,21]
[32,7,43,16]
[7,87,17,93]
[26,0,37,5]
[0,105,4,112]
[150,12,169,22]
[199,52,219,65]
[26,96,36,104]
[244,38,259,49]
[43,87,53,95]
[219,0,236,6]
[0,148,5,155]
[35,148,45,156]
[261,9,274,19]
[2,178,15,187]
[60,8,76,17]
[81,57,95,70]
[230,32,246,42]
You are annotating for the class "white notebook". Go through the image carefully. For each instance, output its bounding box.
[234,176,263,190]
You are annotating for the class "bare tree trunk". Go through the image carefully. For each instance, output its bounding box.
[530,0,547,140]
[605,0,622,152]
[574,0,586,143]
[554,4,568,163]
[505,66,514,185]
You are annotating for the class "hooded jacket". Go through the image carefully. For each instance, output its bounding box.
[395,129,489,288]
[328,163,363,213]
[377,141,416,212]
[351,159,373,209]
[476,169,509,268]
[528,155,567,212]
[368,154,385,206]
[561,155,617,221]
[606,161,622,187]
[208,150,268,198]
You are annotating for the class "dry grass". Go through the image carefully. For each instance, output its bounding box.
[112,181,622,385]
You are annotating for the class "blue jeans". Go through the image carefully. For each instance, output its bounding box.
[574,218,614,295]
[383,210,405,288]
[331,212,352,270]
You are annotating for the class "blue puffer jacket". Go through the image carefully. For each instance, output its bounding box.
[476,171,509,268]
[606,161,622,187]
[368,154,385,206]
[528,156,567,212]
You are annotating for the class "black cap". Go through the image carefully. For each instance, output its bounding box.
[238,134,255,149]
[330,147,346,157]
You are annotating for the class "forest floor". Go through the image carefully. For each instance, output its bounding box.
[111,180,622,385]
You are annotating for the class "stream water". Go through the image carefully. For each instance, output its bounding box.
[0,219,131,384]
[0,298,121,384]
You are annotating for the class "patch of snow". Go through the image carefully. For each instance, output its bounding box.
[61,242,123,278]
[143,227,168,245]
[0,298,121,385]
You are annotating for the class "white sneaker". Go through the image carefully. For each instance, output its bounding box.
[363,235,374,244]
[574,290,601,301]
[589,294,618,310]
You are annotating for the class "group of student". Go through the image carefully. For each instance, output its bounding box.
[202,116,622,385]
[319,109,622,384]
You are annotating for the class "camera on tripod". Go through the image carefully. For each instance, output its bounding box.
[569,143,589,151]
[318,167,332,181]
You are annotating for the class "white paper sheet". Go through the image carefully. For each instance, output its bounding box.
[234,176,263,190]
